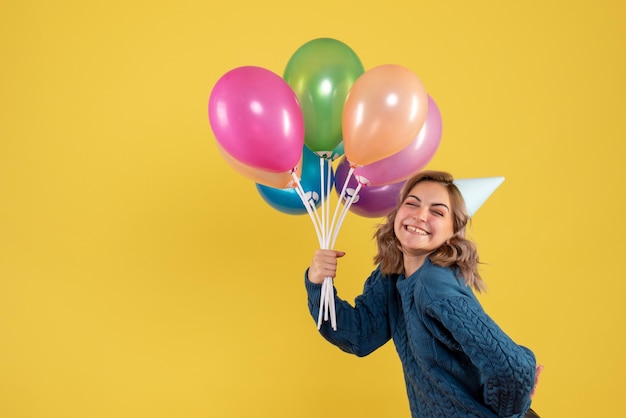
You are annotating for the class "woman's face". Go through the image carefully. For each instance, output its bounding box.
[394,181,455,258]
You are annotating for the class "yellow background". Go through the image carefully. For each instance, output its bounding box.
[1,0,624,417]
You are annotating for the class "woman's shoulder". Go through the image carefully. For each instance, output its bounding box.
[419,259,458,283]
[366,265,398,288]
[417,259,475,300]
[357,265,399,302]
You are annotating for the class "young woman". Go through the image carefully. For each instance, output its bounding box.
[305,170,541,418]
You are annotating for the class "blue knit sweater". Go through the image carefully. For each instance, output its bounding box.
[305,258,536,418]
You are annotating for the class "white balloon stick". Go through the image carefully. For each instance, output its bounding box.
[328,279,337,330]
[319,158,328,248]
[331,182,362,249]
[292,173,324,248]
[324,161,333,247]
[327,166,354,249]
[316,279,327,329]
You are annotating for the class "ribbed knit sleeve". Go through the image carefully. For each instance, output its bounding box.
[304,268,393,357]
[425,296,536,417]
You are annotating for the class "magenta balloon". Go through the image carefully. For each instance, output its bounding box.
[351,95,442,186]
[208,66,304,172]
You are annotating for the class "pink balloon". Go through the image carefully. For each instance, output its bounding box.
[208,66,304,172]
[350,95,442,186]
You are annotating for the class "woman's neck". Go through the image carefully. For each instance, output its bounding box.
[403,253,429,277]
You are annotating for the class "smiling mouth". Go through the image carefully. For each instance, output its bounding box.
[406,225,428,235]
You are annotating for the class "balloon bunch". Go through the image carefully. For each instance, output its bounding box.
[208,38,443,329]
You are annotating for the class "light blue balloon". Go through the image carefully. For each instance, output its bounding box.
[256,146,333,215]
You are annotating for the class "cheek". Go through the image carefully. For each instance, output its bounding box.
[393,219,402,235]
[437,220,454,237]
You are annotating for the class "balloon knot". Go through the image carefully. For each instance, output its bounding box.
[355,175,370,186]
[348,161,360,169]
[315,151,333,159]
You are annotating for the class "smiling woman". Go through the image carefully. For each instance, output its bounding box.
[304,170,541,418]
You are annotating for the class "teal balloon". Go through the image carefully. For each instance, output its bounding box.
[331,141,344,161]
[283,38,364,153]
[256,146,333,215]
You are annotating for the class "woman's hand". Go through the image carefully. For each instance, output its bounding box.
[307,249,346,284]
[530,364,544,399]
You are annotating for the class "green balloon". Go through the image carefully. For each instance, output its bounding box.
[284,38,364,153]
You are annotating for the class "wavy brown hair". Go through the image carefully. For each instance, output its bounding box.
[373,170,486,292]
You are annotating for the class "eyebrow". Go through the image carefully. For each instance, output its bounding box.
[406,194,450,212]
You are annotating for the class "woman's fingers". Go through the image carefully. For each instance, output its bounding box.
[308,250,345,284]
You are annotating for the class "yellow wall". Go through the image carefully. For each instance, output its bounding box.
[1,1,624,417]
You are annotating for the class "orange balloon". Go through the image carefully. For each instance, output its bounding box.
[342,64,429,166]
[217,144,302,189]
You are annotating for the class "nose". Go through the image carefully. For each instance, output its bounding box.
[412,206,428,221]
